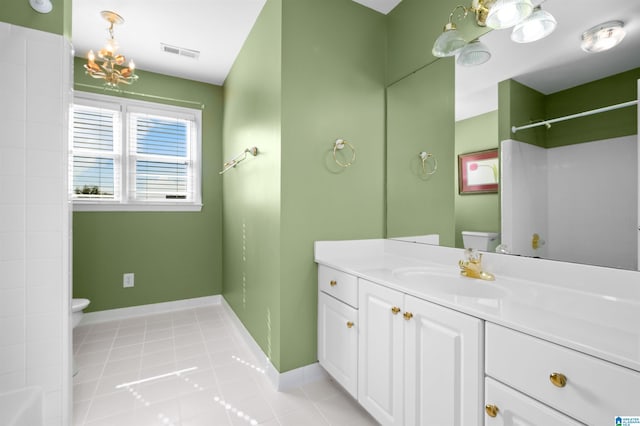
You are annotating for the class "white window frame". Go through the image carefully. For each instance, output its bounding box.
[70,92,202,212]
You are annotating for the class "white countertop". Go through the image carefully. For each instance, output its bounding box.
[315,239,640,373]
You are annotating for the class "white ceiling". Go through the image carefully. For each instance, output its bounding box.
[72,0,640,120]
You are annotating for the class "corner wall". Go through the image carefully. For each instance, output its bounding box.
[222,0,283,370]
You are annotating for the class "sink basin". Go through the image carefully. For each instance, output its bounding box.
[392,267,508,299]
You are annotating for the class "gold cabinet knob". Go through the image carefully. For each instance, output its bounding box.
[549,372,567,388]
[330,280,337,287]
[391,306,401,315]
[403,311,413,320]
[346,321,354,329]
[485,404,499,418]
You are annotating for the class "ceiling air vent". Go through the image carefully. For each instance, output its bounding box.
[160,43,200,60]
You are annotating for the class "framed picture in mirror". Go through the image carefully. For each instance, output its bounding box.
[458,149,499,194]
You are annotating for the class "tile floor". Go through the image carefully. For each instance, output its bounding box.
[73,304,378,425]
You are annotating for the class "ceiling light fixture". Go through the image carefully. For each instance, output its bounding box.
[457,39,491,66]
[511,5,557,43]
[432,6,469,58]
[581,21,626,53]
[84,11,138,87]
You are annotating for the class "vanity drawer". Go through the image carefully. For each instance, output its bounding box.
[318,265,358,308]
[485,377,584,426]
[486,323,640,426]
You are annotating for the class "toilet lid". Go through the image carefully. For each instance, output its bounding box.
[72,298,90,311]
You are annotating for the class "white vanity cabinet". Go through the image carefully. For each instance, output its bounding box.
[485,323,640,425]
[317,265,358,398]
[358,278,484,426]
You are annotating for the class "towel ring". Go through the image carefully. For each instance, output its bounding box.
[419,152,437,176]
[333,139,356,168]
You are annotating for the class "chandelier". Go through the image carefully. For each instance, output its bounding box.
[84,11,138,87]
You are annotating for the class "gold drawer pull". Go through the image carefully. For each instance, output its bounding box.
[346,321,354,329]
[485,404,499,418]
[330,280,337,287]
[403,311,414,320]
[391,306,401,315]
[549,372,567,388]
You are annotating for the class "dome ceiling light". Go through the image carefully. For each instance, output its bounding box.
[581,20,626,53]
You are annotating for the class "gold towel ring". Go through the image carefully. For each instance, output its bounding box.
[333,139,356,168]
[419,152,437,176]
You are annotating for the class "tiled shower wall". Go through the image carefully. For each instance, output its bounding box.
[0,22,72,425]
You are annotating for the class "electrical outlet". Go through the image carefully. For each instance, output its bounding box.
[123,273,135,288]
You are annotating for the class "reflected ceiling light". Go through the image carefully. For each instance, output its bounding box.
[84,11,139,87]
[457,39,491,66]
[432,6,469,58]
[511,5,557,43]
[581,20,626,53]
[472,0,533,29]
[29,0,52,13]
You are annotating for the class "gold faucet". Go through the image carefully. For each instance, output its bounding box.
[459,249,495,281]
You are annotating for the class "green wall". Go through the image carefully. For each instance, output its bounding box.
[279,0,386,373]
[0,0,71,37]
[73,60,224,312]
[223,0,386,373]
[454,111,500,248]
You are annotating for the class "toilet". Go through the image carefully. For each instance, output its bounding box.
[72,298,90,328]
[461,231,501,252]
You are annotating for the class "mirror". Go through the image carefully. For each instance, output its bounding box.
[387,0,640,270]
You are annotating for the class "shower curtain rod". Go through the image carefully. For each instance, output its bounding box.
[511,99,638,134]
[74,83,205,109]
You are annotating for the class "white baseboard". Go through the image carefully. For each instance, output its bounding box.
[81,295,222,325]
[221,297,327,391]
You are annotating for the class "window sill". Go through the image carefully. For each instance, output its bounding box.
[72,202,203,212]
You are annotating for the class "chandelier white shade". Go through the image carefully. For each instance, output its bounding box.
[432,22,468,58]
[485,0,533,30]
[511,6,557,43]
[457,39,491,66]
[581,21,626,53]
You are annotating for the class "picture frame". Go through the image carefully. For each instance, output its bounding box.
[458,149,499,194]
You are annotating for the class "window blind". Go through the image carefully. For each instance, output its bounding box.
[129,112,194,201]
[71,105,120,199]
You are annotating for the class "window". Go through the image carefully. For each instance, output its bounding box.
[70,93,202,211]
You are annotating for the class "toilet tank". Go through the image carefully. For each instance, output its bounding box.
[462,231,500,252]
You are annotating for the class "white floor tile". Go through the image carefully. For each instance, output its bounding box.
[73,304,379,426]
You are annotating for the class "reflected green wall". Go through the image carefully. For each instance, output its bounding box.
[386,59,456,245]
[73,60,224,312]
[500,68,640,148]
[223,0,385,373]
[385,0,487,247]
[545,68,640,147]
[0,0,71,37]
[454,111,500,248]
